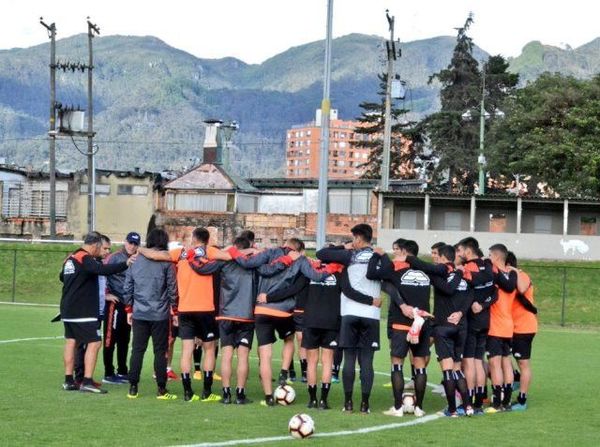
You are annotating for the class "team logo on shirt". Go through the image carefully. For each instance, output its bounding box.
[353,250,373,264]
[329,340,338,347]
[400,270,430,287]
[448,272,468,291]
[63,260,75,275]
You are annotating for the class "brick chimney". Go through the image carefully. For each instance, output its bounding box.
[202,119,223,164]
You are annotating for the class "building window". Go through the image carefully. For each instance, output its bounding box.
[580,217,597,235]
[306,130,312,137]
[79,184,110,195]
[117,185,148,195]
[328,189,369,215]
[444,212,462,231]
[362,153,368,159]
[306,149,310,155]
[397,210,417,229]
[167,192,229,212]
[534,215,553,234]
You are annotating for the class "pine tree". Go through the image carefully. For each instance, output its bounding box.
[424,14,518,192]
[352,73,421,180]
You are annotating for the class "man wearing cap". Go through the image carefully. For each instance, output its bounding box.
[101,231,140,384]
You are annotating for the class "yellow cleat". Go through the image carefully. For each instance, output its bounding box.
[157,392,178,400]
[193,371,203,380]
[201,393,222,403]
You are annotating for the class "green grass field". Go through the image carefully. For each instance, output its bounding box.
[0,304,598,446]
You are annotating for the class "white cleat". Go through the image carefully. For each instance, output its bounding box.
[383,406,404,417]
[413,406,426,417]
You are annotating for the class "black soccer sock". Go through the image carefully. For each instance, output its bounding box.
[513,369,521,383]
[517,392,527,405]
[203,370,214,394]
[157,380,167,390]
[289,360,296,374]
[358,348,375,395]
[308,385,317,401]
[442,370,457,413]
[361,392,370,407]
[453,370,469,408]
[391,364,404,410]
[342,348,357,397]
[502,383,513,407]
[82,377,94,386]
[474,385,485,409]
[223,386,231,397]
[300,359,308,377]
[492,385,503,408]
[321,383,331,401]
[236,387,246,398]
[193,347,202,372]
[65,374,74,384]
[182,373,192,393]
[484,384,489,399]
[468,388,475,406]
[411,364,416,381]
[333,348,343,374]
[279,369,289,381]
[414,368,427,409]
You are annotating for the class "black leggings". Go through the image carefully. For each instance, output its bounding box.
[342,348,375,395]
[129,319,169,389]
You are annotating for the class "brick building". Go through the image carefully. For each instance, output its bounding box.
[286,109,373,179]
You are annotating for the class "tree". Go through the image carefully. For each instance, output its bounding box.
[423,15,518,192]
[352,73,421,180]
[487,73,600,197]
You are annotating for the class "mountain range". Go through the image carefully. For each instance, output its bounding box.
[0,32,598,176]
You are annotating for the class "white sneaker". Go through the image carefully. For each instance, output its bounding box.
[465,406,474,417]
[383,406,404,417]
[404,380,415,390]
[413,406,426,417]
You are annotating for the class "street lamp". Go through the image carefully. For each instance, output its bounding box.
[461,69,504,195]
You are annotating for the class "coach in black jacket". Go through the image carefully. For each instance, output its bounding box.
[60,232,132,393]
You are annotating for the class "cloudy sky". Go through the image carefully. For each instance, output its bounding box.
[2,0,598,63]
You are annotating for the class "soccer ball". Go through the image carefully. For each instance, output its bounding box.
[402,393,415,413]
[274,385,296,405]
[288,413,315,439]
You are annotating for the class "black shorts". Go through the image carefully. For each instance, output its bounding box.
[434,325,466,362]
[219,320,254,349]
[255,314,295,346]
[512,333,535,360]
[463,327,488,359]
[486,335,512,358]
[302,327,338,350]
[338,315,380,350]
[390,324,431,359]
[179,312,218,342]
[64,321,101,344]
[293,312,304,332]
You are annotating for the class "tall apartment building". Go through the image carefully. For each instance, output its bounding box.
[286,109,372,179]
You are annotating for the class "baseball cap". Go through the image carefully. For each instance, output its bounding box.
[126,232,141,245]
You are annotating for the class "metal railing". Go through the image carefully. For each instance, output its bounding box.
[0,246,599,327]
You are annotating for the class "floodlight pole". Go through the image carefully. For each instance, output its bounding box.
[478,68,486,195]
[316,0,333,249]
[381,10,396,191]
[40,18,57,238]
[87,19,100,231]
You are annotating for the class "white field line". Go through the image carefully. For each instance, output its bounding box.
[1,336,444,447]
[173,414,440,447]
[0,336,62,345]
[0,301,59,307]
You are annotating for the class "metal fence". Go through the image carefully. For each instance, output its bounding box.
[0,247,599,327]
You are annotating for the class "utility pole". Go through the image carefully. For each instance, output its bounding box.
[478,67,486,195]
[381,10,397,191]
[316,0,334,249]
[87,18,100,231]
[40,18,57,238]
